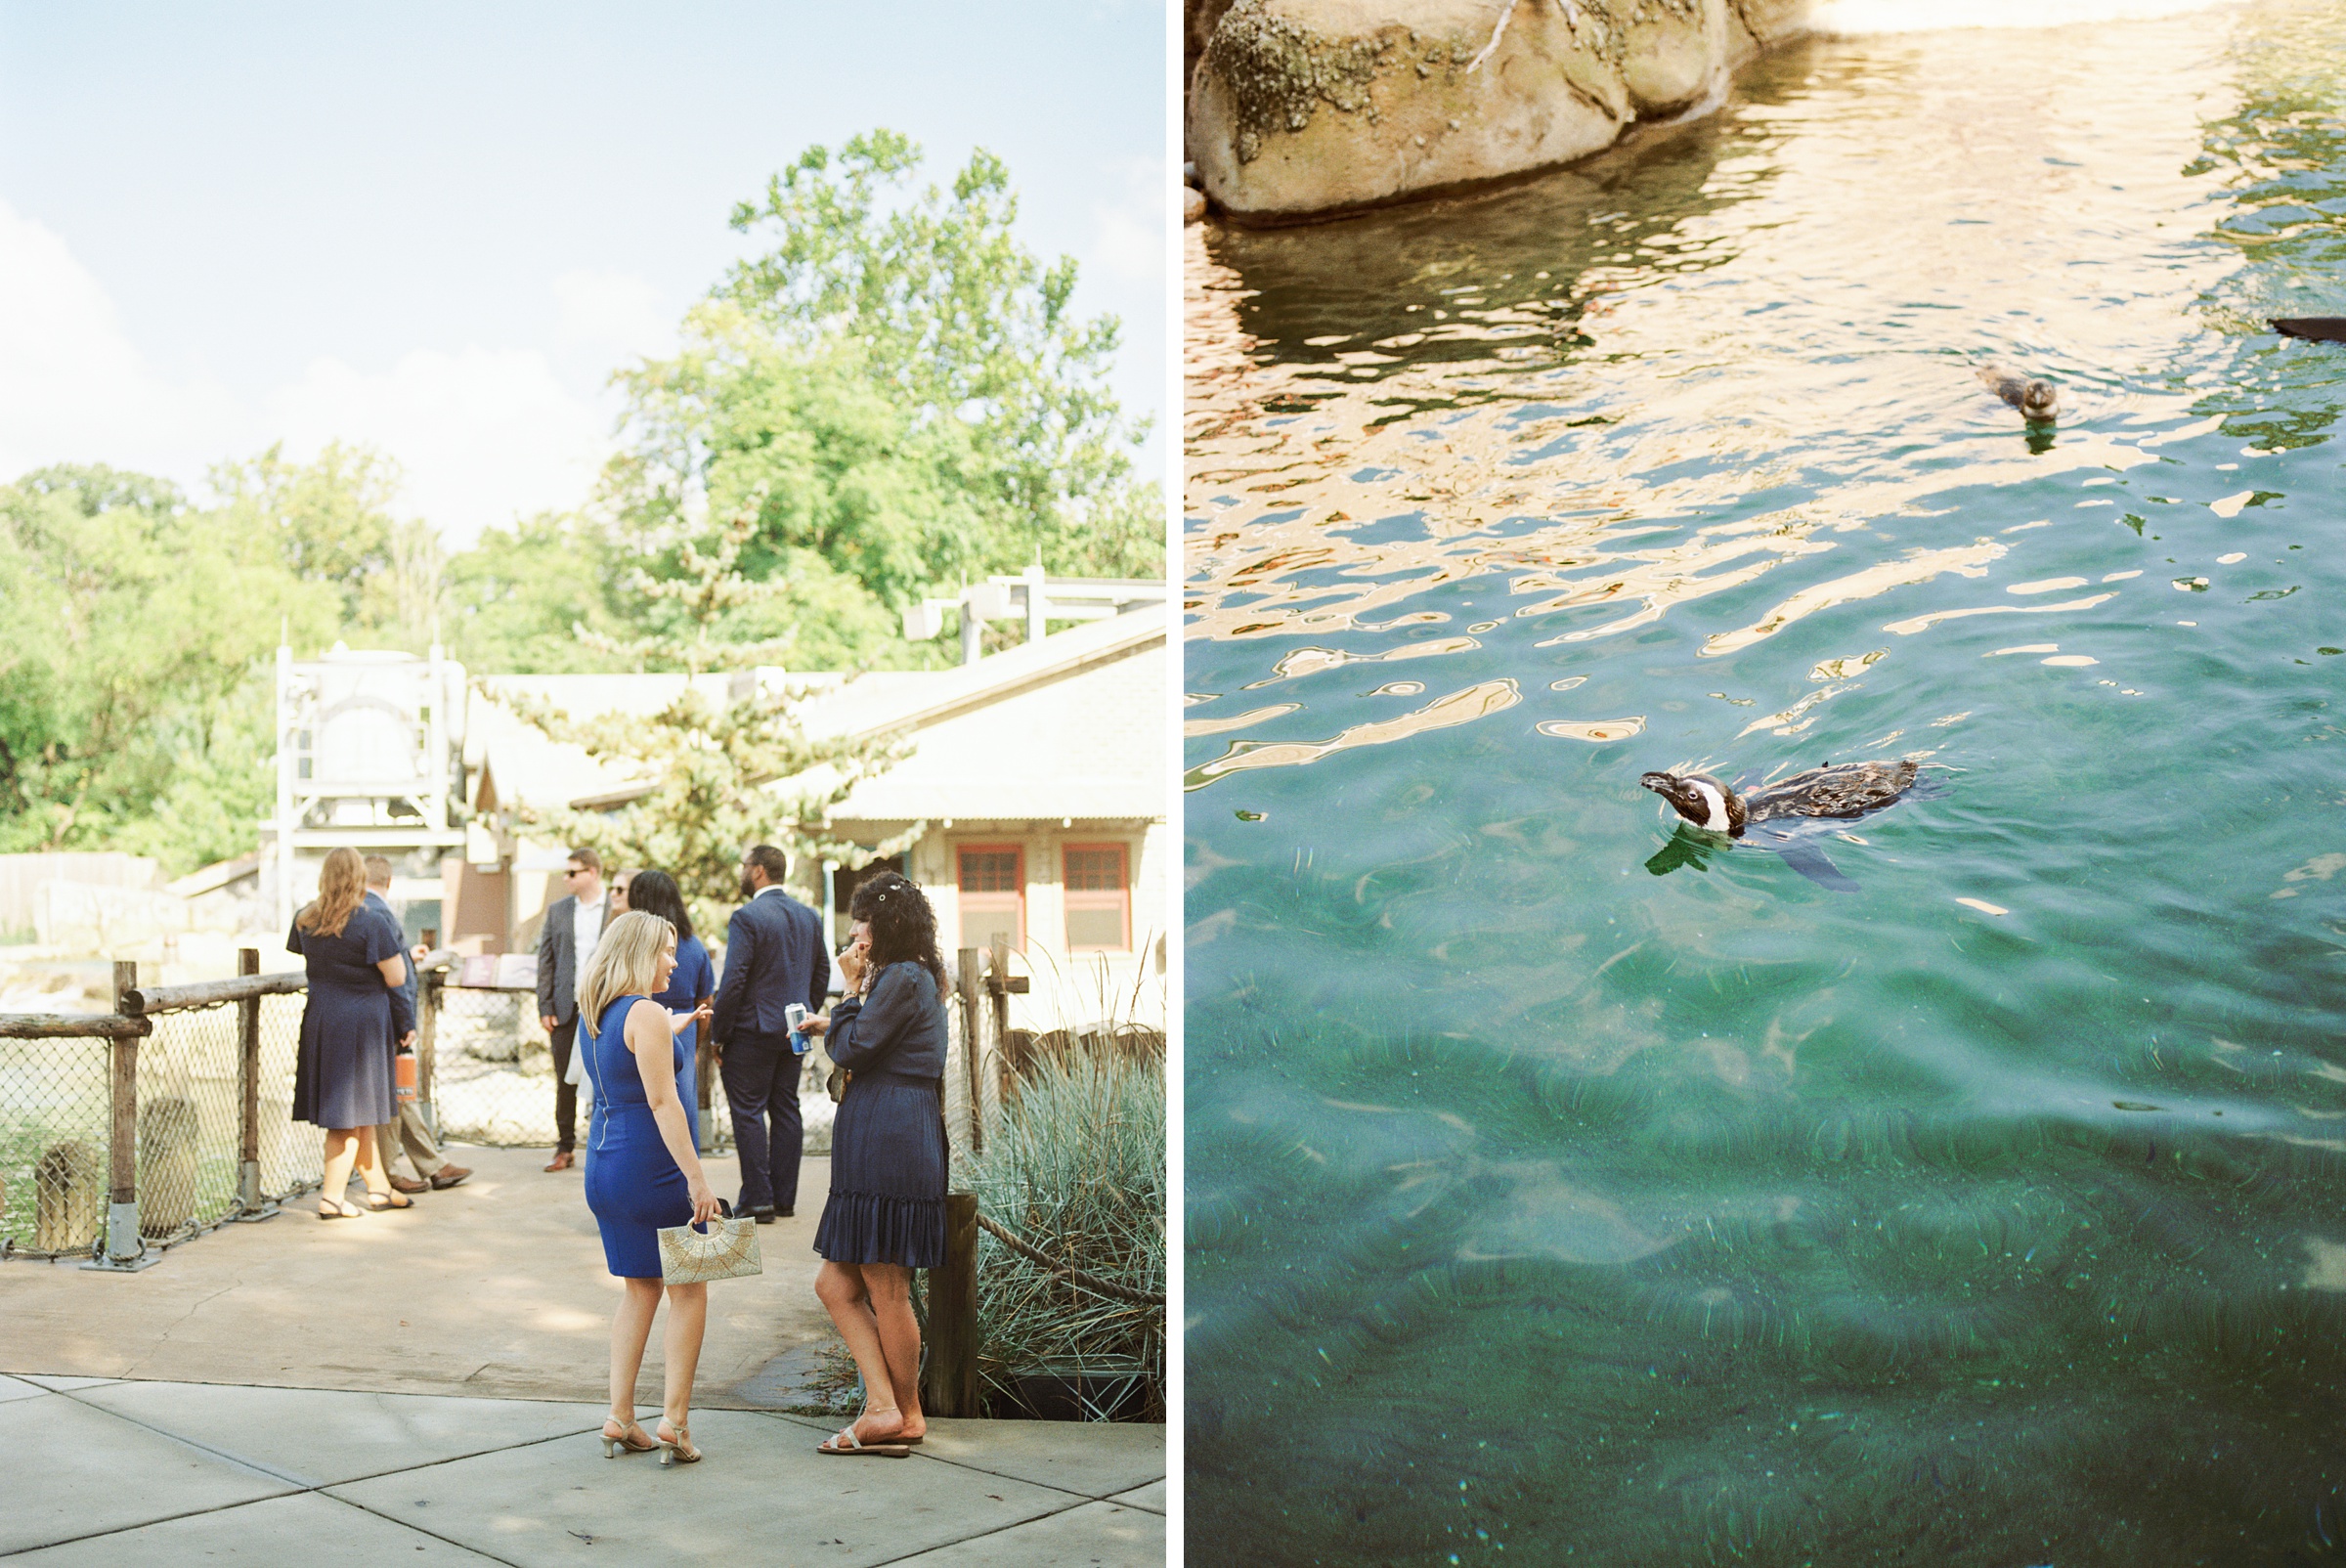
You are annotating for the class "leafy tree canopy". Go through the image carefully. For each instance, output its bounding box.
[0,465,338,861]
[605,130,1161,642]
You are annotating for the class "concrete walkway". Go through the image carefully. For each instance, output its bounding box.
[0,1146,1164,1564]
[0,1374,1163,1564]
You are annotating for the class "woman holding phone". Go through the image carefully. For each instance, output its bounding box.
[576,909,721,1465]
[799,871,948,1457]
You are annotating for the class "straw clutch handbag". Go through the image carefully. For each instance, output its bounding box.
[657,1214,762,1285]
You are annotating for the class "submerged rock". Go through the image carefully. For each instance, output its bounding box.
[1188,0,1813,223]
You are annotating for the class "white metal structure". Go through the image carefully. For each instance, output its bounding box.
[901,569,1169,665]
[268,642,467,932]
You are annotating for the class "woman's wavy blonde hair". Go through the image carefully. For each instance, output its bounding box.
[296,847,368,937]
[577,909,675,1033]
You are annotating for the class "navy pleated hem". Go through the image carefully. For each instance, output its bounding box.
[813,1188,947,1269]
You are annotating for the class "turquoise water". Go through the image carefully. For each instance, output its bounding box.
[1184,6,2346,1563]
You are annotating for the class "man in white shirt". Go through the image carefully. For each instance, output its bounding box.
[534,849,609,1172]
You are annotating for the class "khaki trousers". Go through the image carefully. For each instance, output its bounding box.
[374,1101,448,1180]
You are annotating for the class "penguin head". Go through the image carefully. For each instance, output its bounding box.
[1640,770,1744,836]
[2020,379,2060,421]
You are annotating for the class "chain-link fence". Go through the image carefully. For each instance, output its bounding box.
[424,976,843,1156]
[0,959,321,1264]
[130,991,318,1246]
[0,1031,112,1257]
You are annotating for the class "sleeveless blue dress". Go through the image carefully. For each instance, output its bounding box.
[580,994,693,1279]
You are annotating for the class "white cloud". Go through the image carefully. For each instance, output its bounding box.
[552,268,676,362]
[263,347,612,547]
[0,199,243,483]
[1085,154,1167,287]
[0,196,626,547]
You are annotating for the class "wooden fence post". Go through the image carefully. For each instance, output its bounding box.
[956,947,984,1156]
[95,958,155,1269]
[988,939,1011,1112]
[922,1192,979,1417]
[238,947,262,1212]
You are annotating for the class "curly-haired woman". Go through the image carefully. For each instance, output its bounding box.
[799,870,949,1457]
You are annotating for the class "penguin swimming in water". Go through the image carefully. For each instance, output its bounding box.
[1977,367,2060,423]
[1638,761,1939,892]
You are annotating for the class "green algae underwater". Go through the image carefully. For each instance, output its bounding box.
[1183,4,2346,1563]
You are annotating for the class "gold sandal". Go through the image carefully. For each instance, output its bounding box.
[656,1417,701,1465]
[601,1418,657,1458]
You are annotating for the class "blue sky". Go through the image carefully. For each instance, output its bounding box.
[0,2,1167,544]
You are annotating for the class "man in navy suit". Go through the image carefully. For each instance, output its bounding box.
[710,843,830,1221]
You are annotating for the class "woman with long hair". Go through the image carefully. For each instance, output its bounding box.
[799,870,950,1457]
[617,870,716,1147]
[576,909,721,1465]
[288,846,414,1218]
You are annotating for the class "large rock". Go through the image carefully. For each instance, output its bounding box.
[1189,0,1811,223]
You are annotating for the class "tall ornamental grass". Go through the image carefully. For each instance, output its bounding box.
[961,1047,1166,1419]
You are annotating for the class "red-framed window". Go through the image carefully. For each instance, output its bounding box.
[957,844,1024,954]
[1064,843,1130,952]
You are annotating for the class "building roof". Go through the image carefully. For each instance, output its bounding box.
[465,606,1165,827]
[813,605,1165,826]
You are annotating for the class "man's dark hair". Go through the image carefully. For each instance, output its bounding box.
[361,854,395,887]
[625,869,694,944]
[568,848,602,875]
[745,844,790,884]
[847,871,947,992]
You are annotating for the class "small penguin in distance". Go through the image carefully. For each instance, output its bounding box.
[1978,366,2060,423]
[1639,761,1939,892]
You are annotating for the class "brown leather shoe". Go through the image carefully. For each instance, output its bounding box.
[387,1174,430,1196]
[543,1151,575,1172]
[429,1164,472,1190]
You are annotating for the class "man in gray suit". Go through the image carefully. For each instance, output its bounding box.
[362,856,470,1195]
[535,848,610,1172]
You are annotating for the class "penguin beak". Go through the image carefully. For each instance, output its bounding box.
[1639,771,1706,825]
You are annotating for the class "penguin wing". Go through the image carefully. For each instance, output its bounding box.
[1777,843,1860,893]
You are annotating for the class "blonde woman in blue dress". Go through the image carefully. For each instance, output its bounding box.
[577,910,719,1464]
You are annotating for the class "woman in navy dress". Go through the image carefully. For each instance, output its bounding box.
[577,910,720,1465]
[800,871,948,1457]
[619,870,716,1148]
[289,847,414,1218]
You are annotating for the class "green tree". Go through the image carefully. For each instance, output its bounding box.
[499,507,916,936]
[0,464,338,864]
[441,513,643,674]
[604,130,1162,665]
[209,441,403,623]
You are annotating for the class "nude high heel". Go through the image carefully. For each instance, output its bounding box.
[601,1418,656,1458]
[656,1416,700,1465]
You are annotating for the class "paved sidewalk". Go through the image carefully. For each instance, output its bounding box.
[0,1147,834,1403]
[0,1145,1164,1563]
[0,1374,1163,1564]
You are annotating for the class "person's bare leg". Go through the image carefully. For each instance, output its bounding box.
[661,1283,708,1429]
[864,1264,925,1440]
[815,1261,902,1442]
[319,1129,359,1213]
[609,1277,661,1428]
[354,1125,391,1198]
